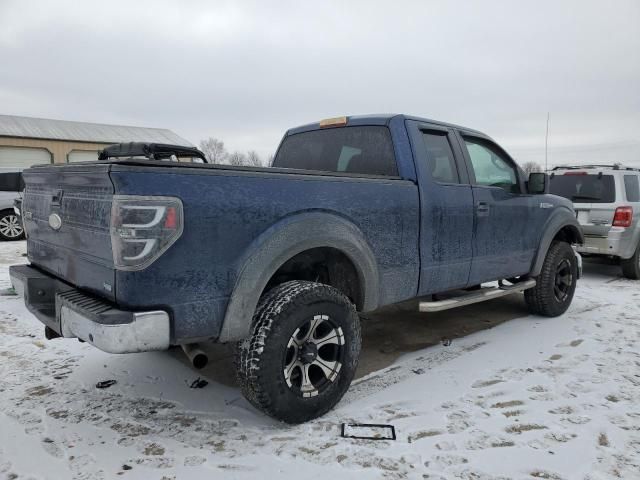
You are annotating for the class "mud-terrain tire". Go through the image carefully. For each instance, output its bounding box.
[525,241,577,317]
[236,280,361,424]
[0,209,24,241]
[621,242,640,280]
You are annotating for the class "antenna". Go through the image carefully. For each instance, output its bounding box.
[545,112,550,172]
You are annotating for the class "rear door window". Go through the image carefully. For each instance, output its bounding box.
[421,131,459,183]
[549,174,616,203]
[624,175,640,202]
[273,126,398,176]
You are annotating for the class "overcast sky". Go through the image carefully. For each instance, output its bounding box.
[1,0,639,167]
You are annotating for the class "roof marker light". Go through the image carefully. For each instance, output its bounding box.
[319,116,348,128]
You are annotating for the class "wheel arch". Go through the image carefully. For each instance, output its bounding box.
[218,211,380,342]
[530,207,584,277]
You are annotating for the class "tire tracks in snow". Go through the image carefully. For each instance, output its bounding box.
[343,340,488,404]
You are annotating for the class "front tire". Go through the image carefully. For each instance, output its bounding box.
[0,210,24,241]
[525,241,578,317]
[236,280,361,424]
[621,242,640,280]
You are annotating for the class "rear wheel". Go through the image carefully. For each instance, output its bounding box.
[621,242,640,280]
[525,241,577,317]
[236,280,361,424]
[0,210,24,241]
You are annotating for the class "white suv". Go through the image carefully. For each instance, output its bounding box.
[550,164,640,279]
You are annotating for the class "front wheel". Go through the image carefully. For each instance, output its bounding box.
[525,241,578,317]
[621,242,640,280]
[236,280,361,424]
[0,210,24,241]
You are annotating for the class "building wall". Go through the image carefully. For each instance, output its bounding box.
[0,136,112,163]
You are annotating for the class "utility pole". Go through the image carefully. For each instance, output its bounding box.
[545,112,550,172]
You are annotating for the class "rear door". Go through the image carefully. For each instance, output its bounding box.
[456,133,539,284]
[407,121,474,294]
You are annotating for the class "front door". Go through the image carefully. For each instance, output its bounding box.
[457,134,538,284]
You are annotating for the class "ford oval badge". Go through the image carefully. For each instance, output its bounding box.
[48,213,62,231]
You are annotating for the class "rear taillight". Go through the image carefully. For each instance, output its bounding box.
[613,206,633,228]
[110,195,183,270]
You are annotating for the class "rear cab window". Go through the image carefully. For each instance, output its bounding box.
[549,173,616,203]
[273,126,398,177]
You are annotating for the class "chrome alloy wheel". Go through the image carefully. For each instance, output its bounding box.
[283,314,345,398]
[0,214,23,239]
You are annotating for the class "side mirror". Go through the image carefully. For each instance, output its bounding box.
[0,172,24,192]
[527,172,548,194]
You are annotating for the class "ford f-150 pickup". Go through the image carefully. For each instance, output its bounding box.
[9,114,583,423]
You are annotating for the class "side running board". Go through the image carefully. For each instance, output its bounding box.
[419,279,536,313]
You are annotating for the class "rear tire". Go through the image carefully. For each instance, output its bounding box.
[525,241,577,317]
[621,242,640,280]
[236,280,361,424]
[0,209,24,241]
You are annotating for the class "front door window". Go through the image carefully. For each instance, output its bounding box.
[464,138,519,193]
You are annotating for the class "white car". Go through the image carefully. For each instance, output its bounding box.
[550,164,640,279]
[0,171,24,241]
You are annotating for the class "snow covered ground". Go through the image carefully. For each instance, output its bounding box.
[0,240,638,480]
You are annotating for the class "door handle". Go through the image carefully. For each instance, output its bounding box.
[476,202,490,216]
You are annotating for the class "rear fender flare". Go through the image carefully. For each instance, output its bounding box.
[219,212,379,342]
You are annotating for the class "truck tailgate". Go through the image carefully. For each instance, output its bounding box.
[22,164,116,301]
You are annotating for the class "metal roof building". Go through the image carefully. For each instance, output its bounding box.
[0,114,192,167]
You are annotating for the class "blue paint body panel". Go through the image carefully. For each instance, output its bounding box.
[110,167,419,341]
[19,114,580,345]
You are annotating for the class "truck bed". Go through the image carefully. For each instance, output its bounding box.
[21,160,419,343]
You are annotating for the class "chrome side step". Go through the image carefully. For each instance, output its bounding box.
[419,279,536,313]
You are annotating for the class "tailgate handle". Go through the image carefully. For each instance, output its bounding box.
[51,189,63,206]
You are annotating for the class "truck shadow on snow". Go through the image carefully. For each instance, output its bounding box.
[169,294,529,388]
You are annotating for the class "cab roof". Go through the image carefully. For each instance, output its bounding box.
[286,114,485,137]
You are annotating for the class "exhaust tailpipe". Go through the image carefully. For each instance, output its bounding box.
[181,343,208,370]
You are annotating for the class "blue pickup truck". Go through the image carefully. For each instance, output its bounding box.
[10,114,583,423]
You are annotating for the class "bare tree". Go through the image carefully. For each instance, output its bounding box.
[199,137,228,164]
[522,161,543,174]
[267,154,274,167]
[246,150,262,167]
[228,151,247,166]
[199,138,266,167]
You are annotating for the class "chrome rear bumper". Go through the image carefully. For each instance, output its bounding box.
[10,264,170,354]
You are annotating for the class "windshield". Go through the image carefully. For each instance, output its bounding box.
[549,174,616,203]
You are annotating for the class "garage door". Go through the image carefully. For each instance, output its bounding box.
[0,147,52,169]
[68,150,99,163]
